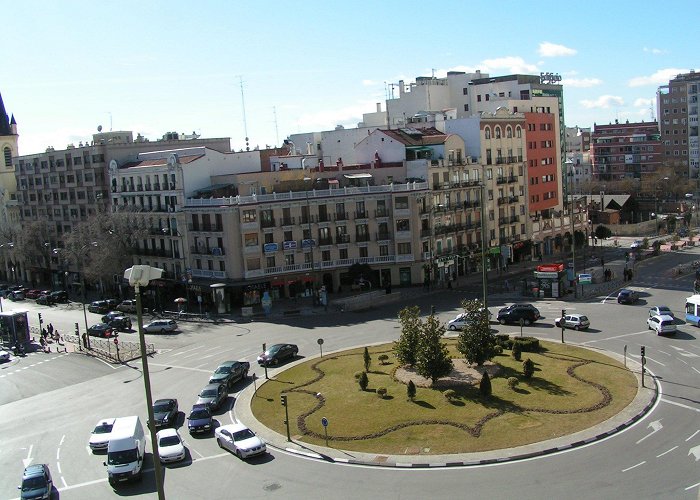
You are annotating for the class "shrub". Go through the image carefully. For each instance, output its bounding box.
[354,371,363,380]
[358,371,369,391]
[376,387,387,398]
[495,334,511,347]
[507,377,519,389]
[443,389,456,401]
[494,345,504,355]
[512,341,522,361]
[378,354,389,365]
[407,380,416,401]
[363,347,371,372]
[523,358,535,379]
[515,337,540,352]
[479,371,492,397]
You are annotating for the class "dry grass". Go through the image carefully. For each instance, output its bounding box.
[250,341,638,454]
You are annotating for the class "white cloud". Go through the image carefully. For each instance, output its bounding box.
[643,47,666,55]
[295,101,376,131]
[361,79,379,86]
[634,97,654,108]
[480,56,539,74]
[628,68,689,87]
[580,95,625,109]
[562,77,602,88]
[538,42,577,57]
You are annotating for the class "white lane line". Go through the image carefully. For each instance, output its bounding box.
[656,446,678,458]
[56,448,60,460]
[678,358,689,365]
[685,481,700,491]
[686,430,700,441]
[692,367,700,375]
[661,398,700,412]
[149,363,211,374]
[59,435,65,446]
[181,352,204,359]
[583,330,648,344]
[171,346,205,356]
[621,461,646,472]
[57,461,62,474]
[189,447,205,459]
[61,476,68,488]
[93,356,122,370]
[199,354,216,360]
[657,350,672,356]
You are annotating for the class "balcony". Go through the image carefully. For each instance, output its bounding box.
[508,175,518,183]
[355,234,370,243]
[375,209,390,218]
[420,228,432,238]
[509,195,519,203]
[260,218,276,229]
[355,211,369,220]
[318,237,333,246]
[497,197,508,205]
[498,217,509,225]
[334,212,349,221]
[191,245,226,256]
[510,215,520,223]
[188,224,223,233]
[336,234,350,244]
[496,176,507,185]
[376,231,391,241]
[280,217,295,226]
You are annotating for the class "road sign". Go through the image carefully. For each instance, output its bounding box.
[113,337,118,345]
[578,273,592,284]
[321,417,328,427]
[317,338,324,345]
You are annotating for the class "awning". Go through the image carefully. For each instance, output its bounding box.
[343,173,373,179]
[328,179,339,184]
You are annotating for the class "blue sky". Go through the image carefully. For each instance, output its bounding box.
[1,0,697,155]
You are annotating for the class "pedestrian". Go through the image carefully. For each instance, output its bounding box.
[47,323,54,336]
[504,279,510,291]
[601,257,605,267]
[82,332,88,349]
[41,327,47,339]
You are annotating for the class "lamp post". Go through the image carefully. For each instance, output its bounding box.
[566,159,577,298]
[124,265,166,500]
[654,176,670,236]
[479,182,489,311]
[303,177,316,298]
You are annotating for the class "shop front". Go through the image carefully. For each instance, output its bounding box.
[533,263,567,299]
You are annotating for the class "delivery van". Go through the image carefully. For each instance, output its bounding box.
[104,416,145,485]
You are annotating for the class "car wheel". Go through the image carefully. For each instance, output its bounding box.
[499,318,506,325]
[274,358,280,366]
[235,449,242,459]
[555,321,560,327]
[161,328,166,334]
[574,325,580,331]
[448,325,457,331]
[524,319,531,326]
[217,438,223,448]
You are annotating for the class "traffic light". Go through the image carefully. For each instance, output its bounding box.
[281,395,288,407]
[625,252,630,262]
[561,309,566,319]
[38,313,42,322]
[641,346,646,357]
[75,322,79,335]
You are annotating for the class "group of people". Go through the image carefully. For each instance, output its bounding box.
[39,323,60,352]
[623,268,634,281]
[603,268,614,282]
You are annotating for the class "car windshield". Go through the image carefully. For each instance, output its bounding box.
[266,346,281,355]
[159,435,180,447]
[200,389,217,398]
[94,423,113,434]
[658,307,671,313]
[578,316,589,322]
[107,448,138,465]
[190,409,210,419]
[22,476,47,491]
[153,403,171,413]
[215,366,232,374]
[232,429,256,441]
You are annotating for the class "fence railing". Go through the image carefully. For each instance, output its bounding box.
[63,333,154,363]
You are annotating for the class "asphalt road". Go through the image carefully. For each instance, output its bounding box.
[2,245,700,499]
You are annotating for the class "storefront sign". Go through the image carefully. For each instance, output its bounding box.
[539,72,561,84]
[578,273,592,284]
[283,240,297,250]
[535,271,560,279]
[302,239,316,248]
[537,263,564,273]
[264,243,278,253]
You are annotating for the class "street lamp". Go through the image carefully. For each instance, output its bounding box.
[303,177,316,298]
[654,176,670,236]
[566,159,577,298]
[479,183,488,312]
[124,265,165,500]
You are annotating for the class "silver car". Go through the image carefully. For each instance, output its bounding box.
[143,319,178,333]
[647,314,676,335]
[196,383,227,411]
[555,314,590,330]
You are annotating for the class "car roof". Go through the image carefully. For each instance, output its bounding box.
[23,464,48,477]
[202,382,223,390]
[653,305,671,310]
[219,423,248,433]
[154,398,175,405]
[191,403,209,411]
[156,427,179,438]
[96,418,116,426]
[652,314,674,321]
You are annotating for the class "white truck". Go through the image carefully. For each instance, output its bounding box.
[104,416,145,485]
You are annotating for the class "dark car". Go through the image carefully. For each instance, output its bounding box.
[196,382,228,411]
[88,323,115,338]
[107,316,132,332]
[618,289,639,304]
[36,294,55,306]
[8,290,25,301]
[497,303,541,325]
[49,290,68,303]
[209,360,250,389]
[18,463,53,500]
[88,300,111,313]
[24,289,42,299]
[187,403,213,434]
[150,398,179,429]
[257,343,299,366]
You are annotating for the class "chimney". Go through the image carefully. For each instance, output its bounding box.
[399,80,405,96]
[376,103,382,113]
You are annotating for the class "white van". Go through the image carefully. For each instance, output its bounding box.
[104,416,145,485]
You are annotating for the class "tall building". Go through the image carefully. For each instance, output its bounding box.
[657,70,700,182]
[0,91,19,229]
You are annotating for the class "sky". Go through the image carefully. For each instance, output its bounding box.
[1,0,697,156]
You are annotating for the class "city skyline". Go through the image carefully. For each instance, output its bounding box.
[1,0,696,156]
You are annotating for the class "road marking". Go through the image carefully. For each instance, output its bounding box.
[22,444,33,467]
[189,447,205,459]
[57,461,62,474]
[61,476,68,488]
[685,481,700,491]
[657,350,672,356]
[149,363,211,374]
[693,367,700,375]
[656,446,678,457]
[661,398,700,413]
[59,435,65,446]
[171,346,205,356]
[636,420,663,444]
[678,358,689,365]
[686,430,700,441]
[621,461,646,472]
[582,330,648,343]
[669,345,700,358]
[56,447,60,460]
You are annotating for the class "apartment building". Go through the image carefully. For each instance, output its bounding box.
[657,70,700,181]
[590,121,663,187]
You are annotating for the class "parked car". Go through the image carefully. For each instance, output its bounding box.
[215,423,266,459]
[187,404,213,434]
[107,316,132,332]
[196,382,227,411]
[8,290,25,301]
[555,313,590,330]
[647,314,677,335]
[49,290,69,303]
[117,300,137,313]
[156,428,186,463]
[150,398,179,429]
[617,289,639,304]
[18,464,53,500]
[209,360,250,389]
[649,305,674,318]
[0,349,10,362]
[143,319,178,334]
[257,343,299,366]
[88,300,111,313]
[24,289,42,300]
[630,240,643,249]
[88,323,115,338]
[497,304,540,325]
[36,294,55,306]
[89,418,116,451]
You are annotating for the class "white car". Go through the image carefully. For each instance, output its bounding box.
[647,314,677,335]
[88,418,116,451]
[554,314,591,331]
[630,240,643,249]
[117,300,137,313]
[0,349,10,362]
[446,310,492,331]
[143,319,178,334]
[215,423,266,459]
[156,428,186,463]
[649,306,674,318]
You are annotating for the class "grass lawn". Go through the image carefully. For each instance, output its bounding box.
[250,340,638,454]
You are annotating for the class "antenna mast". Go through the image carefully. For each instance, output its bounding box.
[239,76,250,151]
[273,106,280,148]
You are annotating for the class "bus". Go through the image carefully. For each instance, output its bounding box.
[685,295,700,326]
[0,311,30,346]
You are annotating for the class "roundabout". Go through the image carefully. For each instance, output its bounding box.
[241,339,656,464]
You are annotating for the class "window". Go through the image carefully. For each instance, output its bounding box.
[495,126,501,138]
[484,126,491,139]
[244,233,258,247]
[379,244,389,256]
[339,248,348,259]
[395,196,409,210]
[396,219,410,232]
[397,242,411,255]
[464,104,469,112]
[506,126,512,138]
[477,95,482,102]
[242,210,256,223]
[462,87,468,95]
[3,147,11,167]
